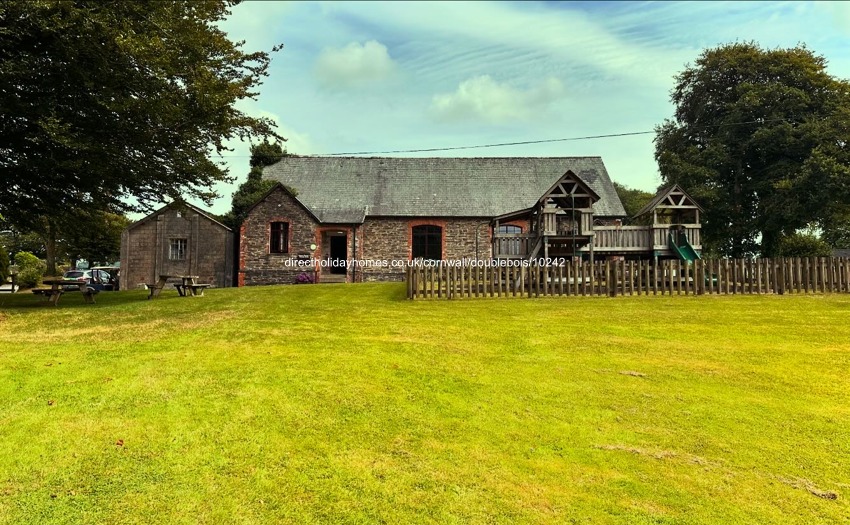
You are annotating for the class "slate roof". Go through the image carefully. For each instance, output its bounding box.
[263,157,627,224]
[126,201,231,231]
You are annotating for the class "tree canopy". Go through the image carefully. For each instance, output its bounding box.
[612,182,654,223]
[655,42,850,257]
[0,0,282,232]
[221,140,292,230]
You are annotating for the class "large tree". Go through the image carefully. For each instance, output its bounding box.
[0,0,282,259]
[220,140,291,230]
[655,43,850,257]
[612,182,654,223]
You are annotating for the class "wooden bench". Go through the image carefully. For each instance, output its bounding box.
[186,284,211,296]
[32,288,63,306]
[81,286,99,304]
[146,283,162,299]
[32,288,60,297]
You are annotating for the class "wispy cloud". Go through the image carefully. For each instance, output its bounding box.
[431,76,566,123]
[314,40,397,88]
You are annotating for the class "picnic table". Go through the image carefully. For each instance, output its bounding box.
[147,275,211,299]
[33,278,96,306]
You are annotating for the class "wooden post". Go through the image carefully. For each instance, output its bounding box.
[827,257,835,293]
[581,262,588,297]
[557,262,564,296]
[676,259,683,295]
[519,265,525,298]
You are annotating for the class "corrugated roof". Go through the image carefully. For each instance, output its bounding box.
[263,157,626,223]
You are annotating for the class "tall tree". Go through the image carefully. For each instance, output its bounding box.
[0,0,282,239]
[61,211,130,266]
[221,141,292,230]
[655,43,850,257]
[612,182,654,223]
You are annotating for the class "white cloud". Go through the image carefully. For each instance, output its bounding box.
[430,76,565,123]
[314,40,397,88]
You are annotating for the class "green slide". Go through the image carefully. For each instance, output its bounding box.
[668,232,701,262]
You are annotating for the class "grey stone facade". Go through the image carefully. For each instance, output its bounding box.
[120,204,234,290]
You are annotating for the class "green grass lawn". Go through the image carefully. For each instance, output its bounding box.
[0,284,848,524]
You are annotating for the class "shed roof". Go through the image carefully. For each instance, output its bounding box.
[125,201,231,232]
[263,157,627,223]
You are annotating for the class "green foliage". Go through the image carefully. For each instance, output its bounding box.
[0,244,9,282]
[777,232,832,257]
[13,251,45,287]
[249,140,289,168]
[60,211,130,266]
[612,182,654,223]
[222,141,293,230]
[655,42,850,257]
[0,0,282,232]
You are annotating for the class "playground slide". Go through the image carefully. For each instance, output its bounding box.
[668,232,701,262]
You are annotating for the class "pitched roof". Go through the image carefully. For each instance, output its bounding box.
[126,201,231,232]
[634,184,704,218]
[263,157,627,223]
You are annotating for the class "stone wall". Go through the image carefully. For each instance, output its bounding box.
[120,206,233,290]
[240,186,320,286]
[239,187,501,284]
[359,217,492,281]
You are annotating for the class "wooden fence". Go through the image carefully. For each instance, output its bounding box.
[406,257,850,299]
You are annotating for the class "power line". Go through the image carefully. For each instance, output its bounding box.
[209,114,842,158]
[321,130,656,156]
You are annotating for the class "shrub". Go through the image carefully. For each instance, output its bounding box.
[13,251,46,288]
[777,232,832,258]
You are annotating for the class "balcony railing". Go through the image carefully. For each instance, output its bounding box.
[493,224,702,258]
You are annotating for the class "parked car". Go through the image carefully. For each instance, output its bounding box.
[62,269,115,291]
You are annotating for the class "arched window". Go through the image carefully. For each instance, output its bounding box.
[496,225,522,234]
[412,225,442,260]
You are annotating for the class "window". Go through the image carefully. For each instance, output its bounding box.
[412,225,442,260]
[496,225,522,234]
[270,222,289,254]
[169,238,187,260]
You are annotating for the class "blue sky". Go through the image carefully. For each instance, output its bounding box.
[197,0,850,216]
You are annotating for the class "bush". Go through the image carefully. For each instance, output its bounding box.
[0,245,8,282]
[13,251,46,288]
[777,232,832,258]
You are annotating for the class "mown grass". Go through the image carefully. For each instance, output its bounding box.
[0,284,848,524]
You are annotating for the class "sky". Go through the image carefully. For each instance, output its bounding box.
[193,0,850,216]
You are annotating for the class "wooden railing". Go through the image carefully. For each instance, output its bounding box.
[492,234,532,258]
[406,257,850,299]
[493,224,702,258]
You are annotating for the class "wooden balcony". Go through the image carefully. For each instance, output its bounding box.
[492,224,702,258]
[588,225,701,253]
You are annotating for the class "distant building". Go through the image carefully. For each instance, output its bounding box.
[120,202,234,290]
[238,156,703,285]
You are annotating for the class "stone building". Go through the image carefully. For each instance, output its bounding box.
[121,202,234,290]
[239,157,631,285]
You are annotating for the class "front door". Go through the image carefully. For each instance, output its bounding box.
[329,235,347,275]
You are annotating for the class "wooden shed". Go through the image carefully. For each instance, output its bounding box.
[120,202,234,290]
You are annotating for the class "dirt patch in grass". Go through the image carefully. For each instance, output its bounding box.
[779,476,839,500]
[596,444,710,465]
[619,370,647,378]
